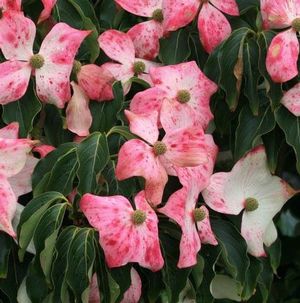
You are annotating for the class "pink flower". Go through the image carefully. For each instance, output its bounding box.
[0,0,21,11]
[261,0,300,82]
[33,144,55,158]
[202,146,296,257]
[38,0,57,23]
[98,29,159,94]
[0,122,38,237]
[0,11,90,107]
[116,0,239,58]
[130,61,218,131]
[115,110,211,206]
[80,191,164,271]
[281,82,300,115]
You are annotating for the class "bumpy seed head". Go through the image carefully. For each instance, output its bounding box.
[153,141,167,156]
[292,18,300,31]
[72,60,82,75]
[152,9,164,23]
[133,61,146,75]
[176,89,191,103]
[245,198,259,212]
[30,54,45,69]
[132,209,147,225]
[193,208,206,222]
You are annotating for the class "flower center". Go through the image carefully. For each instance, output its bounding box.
[30,54,45,69]
[72,60,82,75]
[153,141,167,156]
[133,61,146,75]
[176,90,191,103]
[292,18,300,31]
[245,198,259,212]
[132,209,147,225]
[152,9,164,23]
[193,208,206,222]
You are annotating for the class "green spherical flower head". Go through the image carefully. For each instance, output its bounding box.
[176,89,191,104]
[133,61,146,75]
[292,18,300,32]
[153,141,167,156]
[245,198,259,212]
[72,60,82,75]
[193,208,206,222]
[30,54,45,69]
[132,209,147,225]
[152,9,164,23]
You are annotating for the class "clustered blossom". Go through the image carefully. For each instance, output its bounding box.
[0,1,297,302]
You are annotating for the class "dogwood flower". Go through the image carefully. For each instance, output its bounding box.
[0,0,21,11]
[89,268,142,303]
[116,0,239,58]
[98,29,159,94]
[80,191,164,271]
[116,110,211,206]
[38,0,57,23]
[0,11,90,107]
[261,0,300,82]
[0,122,38,237]
[281,82,300,115]
[202,146,296,257]
[130,61,218,131]
[158,135,218,268]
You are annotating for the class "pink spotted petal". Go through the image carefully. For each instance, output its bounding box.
[128,20,163,60]
[176,134,218,196]
[196,206,218,245]
[125,110,159,144]
[80,191,164,271]
[77,64,114,101]
[210,0,239,16]
[0,175,17,237]
[0,122,19,139]
[36,23,91,108]
[114,0,162,17]
[115,139,168,206]
[33,145,55,158]
[159,187,200,268]
[98,30,135,65]
[260,0,296,29]
[163,127,209,167]
[0,138,36,177]
[121,268,142,303]
[198,3,232,53]
[162,0,199,32]
[0,11,35,61]
[281,82,300,116]
[0,0,21,10]
[0,61,31,105]
[89,274,100,303]
[9,155,39,198]
[101,62,133,95]
[66,82,92,137]
[38,0,57,23]
[130,87,167,121]
[266,29,299,83]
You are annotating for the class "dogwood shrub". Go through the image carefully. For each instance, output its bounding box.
[0,0,300,302]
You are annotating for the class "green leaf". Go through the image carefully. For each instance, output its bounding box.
[243,38,260,115]
[0,234,12,278]
[33,203,67,281]
[159,29,191,65]
[265,239,281,274]
[18,192,68,261]
[275,106,300,173]
[35,147,78,196]
[90,81,124,133]
[211,219,249,284]
[77,132,109,195]
[66,228,96,303]
[219,27,251,110]
[51,226,80,303]
[2,80,41,138]
[237,0,259,14]
[106,126,136,140]
[235,104,275,160]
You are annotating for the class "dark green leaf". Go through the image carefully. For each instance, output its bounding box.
[0,234,12,279]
